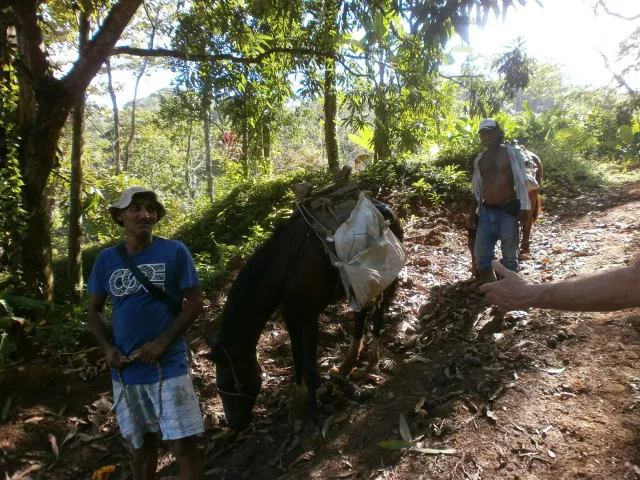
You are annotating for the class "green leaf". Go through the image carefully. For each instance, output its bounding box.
[379,440,414,450]
[1,397,11,421]
[619,125,634,146]
[372,13,389,41]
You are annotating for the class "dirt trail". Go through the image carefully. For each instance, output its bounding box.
[3,182,640,480]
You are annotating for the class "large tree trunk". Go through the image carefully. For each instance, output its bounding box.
[374,56,390,161]
[12,0,144,301]
[68,2,91,303]
[324,58,339,172]
[22,98,70,302]
[105,58,122,174]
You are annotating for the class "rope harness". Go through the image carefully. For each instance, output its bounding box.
[216,346,258,401]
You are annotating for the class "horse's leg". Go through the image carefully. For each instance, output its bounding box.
[301,311,321,427]
[520,218,533,254]
[284,309,308,419]
[367,280,397,371]
[338,309,367,376]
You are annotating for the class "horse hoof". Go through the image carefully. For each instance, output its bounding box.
[334,362,355,377]
[478,314,505,338]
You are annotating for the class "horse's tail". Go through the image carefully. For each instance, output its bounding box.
[530,189,542,222]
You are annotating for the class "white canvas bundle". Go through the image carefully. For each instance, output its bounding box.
[332,193,408,311]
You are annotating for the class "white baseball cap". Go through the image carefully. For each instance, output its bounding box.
[108,186,166,226]
[479,118,500,132]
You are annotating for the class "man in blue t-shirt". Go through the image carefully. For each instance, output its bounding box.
[87,186,205,480]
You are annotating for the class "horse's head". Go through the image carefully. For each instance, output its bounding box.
[206,337,262,431]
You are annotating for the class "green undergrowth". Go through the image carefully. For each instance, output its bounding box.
[31,150,640,356]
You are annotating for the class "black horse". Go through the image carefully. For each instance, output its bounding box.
[206,201,404,431]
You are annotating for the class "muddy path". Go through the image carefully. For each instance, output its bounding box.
[3,182,640,480]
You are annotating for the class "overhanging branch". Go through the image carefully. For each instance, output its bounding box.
[596,0,640,21]
[112,46,335,64]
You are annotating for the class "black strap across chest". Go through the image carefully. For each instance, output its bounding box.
[116,244,182,316]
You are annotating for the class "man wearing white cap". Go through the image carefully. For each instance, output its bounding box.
[87,186,205,479]
[470,119,531,286]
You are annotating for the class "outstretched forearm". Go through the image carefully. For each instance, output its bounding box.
[528,260,640,312]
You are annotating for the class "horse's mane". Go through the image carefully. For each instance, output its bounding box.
[217,216,305,343]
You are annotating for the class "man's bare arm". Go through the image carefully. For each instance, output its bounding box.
[479,259,640,312]
[88,293,124,369]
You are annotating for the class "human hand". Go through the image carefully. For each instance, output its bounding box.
[478,260,535,311]
[129,338,170,364]
[104,345,126,370]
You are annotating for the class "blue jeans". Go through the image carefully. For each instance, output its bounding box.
[474,206,520,272]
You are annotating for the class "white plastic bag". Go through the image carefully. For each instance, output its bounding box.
[333,193,408,311]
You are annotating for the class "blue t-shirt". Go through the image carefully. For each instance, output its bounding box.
[87,237,200,384]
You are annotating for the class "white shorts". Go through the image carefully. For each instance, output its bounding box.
[112,374,204,449]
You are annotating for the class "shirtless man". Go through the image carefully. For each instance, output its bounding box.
[470,119,531,285]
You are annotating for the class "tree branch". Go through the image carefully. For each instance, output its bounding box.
[111,46,335,64]
[62,0,144,97]
[599,50,637,95]
[12,0,48,83]
[596,0,640,21]
[337,58,372,78]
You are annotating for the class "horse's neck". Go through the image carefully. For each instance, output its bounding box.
[218,224,294,349]
[219,302,277,349]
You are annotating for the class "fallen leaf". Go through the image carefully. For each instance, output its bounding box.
[1,397,11,421]
[330,471,357,479]
[378,440,414,450]
[91,465,116,480]
[61,424,78,446]
[541,367,566,375]
[548,449,556,458]
[289,451,315,468]
[322,414,336,440]
[333,412,348,424]
[485,410,499,422]
[25,416,45,424]
[399,413,412,442]
[413,447,457,455]
[415,397,426,414]
[48,433,59,460]
[77,433,102,443]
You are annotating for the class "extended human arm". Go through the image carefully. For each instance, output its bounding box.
[88,293,125,369]
[131,286,204,363]
[479,259,640,312]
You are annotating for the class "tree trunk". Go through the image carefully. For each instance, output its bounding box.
[241,116,249,176]
[22,98,69,302]
[68,2,90,303]
[262,116,271,162]
[203,102,214,203]
[324,58,339,172]
[13,0,144,301]
[105,58,122,174]
[374,56,390,161]
[184,122,193,198]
